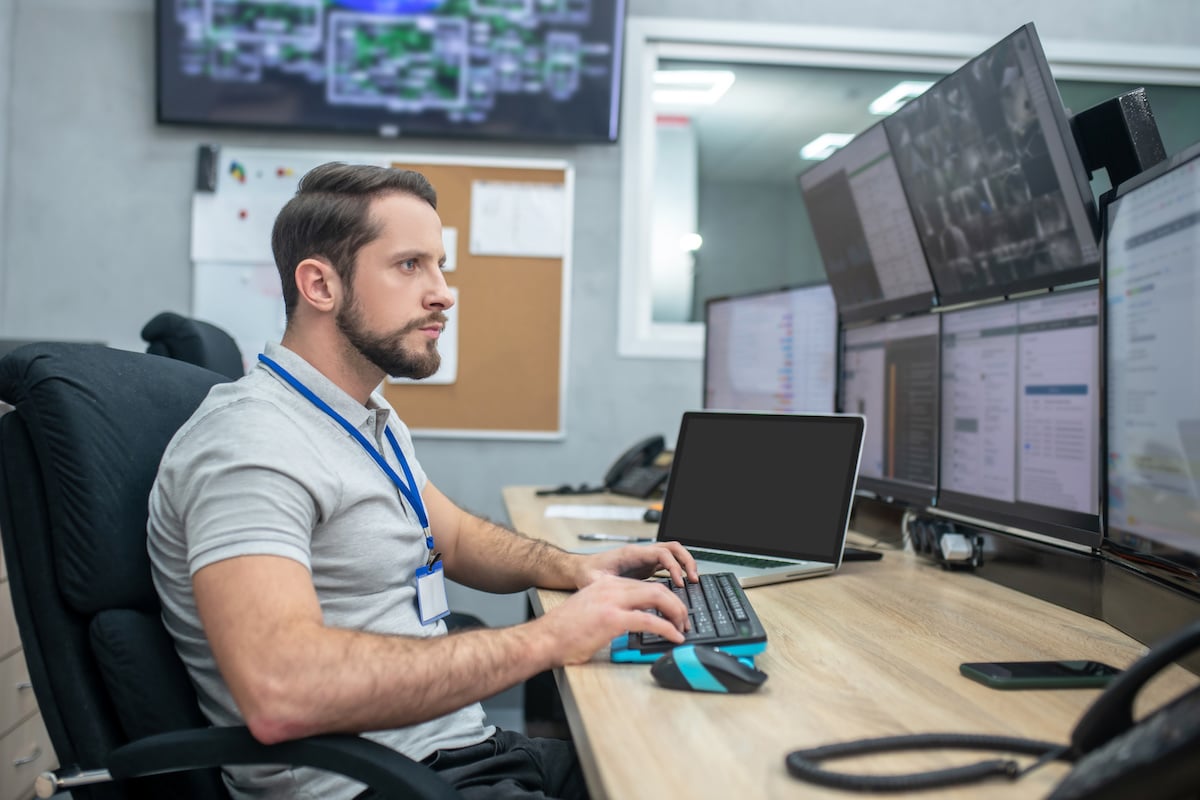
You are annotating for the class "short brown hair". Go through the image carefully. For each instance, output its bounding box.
[271,163,437,318]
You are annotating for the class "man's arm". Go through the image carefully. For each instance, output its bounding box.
[193,553,689,745]
[424,481,697,592]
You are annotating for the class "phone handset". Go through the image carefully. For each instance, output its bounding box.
[602,436,670,498]
[535,435,668,498]
[1046,621,1200,799]
[604,435,665,489]
[1070,620,1200,754]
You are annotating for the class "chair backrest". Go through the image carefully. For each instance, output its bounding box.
[141,313,245,380]
[0,344,231,799]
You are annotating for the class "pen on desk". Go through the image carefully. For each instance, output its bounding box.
[578,533,654,543]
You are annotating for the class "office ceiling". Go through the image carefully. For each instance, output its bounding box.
[655,60,946,187]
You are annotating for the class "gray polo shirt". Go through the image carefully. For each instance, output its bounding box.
[148,342,492,800]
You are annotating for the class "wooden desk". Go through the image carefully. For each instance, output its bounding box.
[503,487,1198,800]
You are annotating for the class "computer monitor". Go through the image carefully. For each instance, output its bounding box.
[703,283,837,414]
[1104,141,1200,592]
[884,23,1100,306]
[799,122,938,324]
[938,287,1101,546]
[156,0,626,144]
[839,313,939,506]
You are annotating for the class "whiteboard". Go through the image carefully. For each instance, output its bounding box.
[191,149,388,264]
[192,261,286,371]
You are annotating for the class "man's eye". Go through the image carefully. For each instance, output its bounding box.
[401,259,419,271]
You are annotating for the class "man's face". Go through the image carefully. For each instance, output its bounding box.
[335,193,453,380]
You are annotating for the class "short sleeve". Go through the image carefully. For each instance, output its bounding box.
[161,398,342,576]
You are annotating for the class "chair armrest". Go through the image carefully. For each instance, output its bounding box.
[106,726,460,799]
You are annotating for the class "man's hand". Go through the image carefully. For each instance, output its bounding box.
[574,541,699,589]
[537,575,690,665]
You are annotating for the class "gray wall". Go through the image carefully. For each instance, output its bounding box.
[0,0,11,308]
[694,182,822,319]
[1,0,1198,525]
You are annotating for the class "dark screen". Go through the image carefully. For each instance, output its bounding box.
[157,0,625,143]
[658,412,864,563]
[884,24,1099,305]
[989,661,1119,678]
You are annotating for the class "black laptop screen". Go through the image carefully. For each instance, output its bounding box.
[657,412,865,563]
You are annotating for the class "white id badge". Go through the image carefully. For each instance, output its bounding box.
[415,561,450,625]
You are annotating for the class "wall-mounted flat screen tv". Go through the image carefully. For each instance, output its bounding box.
[157,0,626,143]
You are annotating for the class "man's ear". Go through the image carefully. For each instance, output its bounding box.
[293,258,340,314]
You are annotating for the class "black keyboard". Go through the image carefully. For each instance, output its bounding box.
[630,572,768,655]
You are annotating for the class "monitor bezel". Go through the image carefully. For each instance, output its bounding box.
[883,23,1101,308]
[153,0,628,145]
[702,281,838,414]
[935,285,1103,549]
[837,292,940,326]
[1099,139,1200,592]
[837,312,941,509]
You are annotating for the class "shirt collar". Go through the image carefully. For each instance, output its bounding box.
[258,341,387,433]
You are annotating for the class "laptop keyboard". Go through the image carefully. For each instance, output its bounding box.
[632,572,767,654]
[692,550,799,569]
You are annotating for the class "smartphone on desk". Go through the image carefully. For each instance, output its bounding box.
[960,659,1121,690]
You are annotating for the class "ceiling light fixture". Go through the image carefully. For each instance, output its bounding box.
[679,233,703,252]
[868,81,935,115]
[799,133,855,161]
[653,70,736,107]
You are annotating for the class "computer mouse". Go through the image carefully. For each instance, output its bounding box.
[643,508,662,523]
[650,645,768,693]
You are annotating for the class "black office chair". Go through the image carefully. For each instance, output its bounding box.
[141,312,245,380]
[0,343,460,799]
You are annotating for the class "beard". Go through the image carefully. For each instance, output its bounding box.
[336,294,446,380]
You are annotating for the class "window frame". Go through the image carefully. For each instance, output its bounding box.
[617,17,1200,359]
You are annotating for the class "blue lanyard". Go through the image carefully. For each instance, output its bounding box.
[257,354,432,550]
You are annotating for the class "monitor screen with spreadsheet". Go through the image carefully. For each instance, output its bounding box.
[799,122,938,324]
[839,313,940,506]
[883,23,1099,306]
[938,287,1101,546]
[1104,141,1200,592]
[703,283,837,415]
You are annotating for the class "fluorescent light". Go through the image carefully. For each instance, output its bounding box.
[799,133,855,161]
[868,81,935,115]
[679,233,703,252]
[653,70,735,107]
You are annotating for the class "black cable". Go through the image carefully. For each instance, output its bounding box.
[785,733,1071,792]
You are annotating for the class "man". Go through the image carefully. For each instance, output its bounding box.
[148,162,697,800]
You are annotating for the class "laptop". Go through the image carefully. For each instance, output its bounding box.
[656,411,866,587]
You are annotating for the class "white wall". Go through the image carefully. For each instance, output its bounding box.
[651,119,699,322]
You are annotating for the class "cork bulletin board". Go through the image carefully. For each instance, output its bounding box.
[383,159,571,439]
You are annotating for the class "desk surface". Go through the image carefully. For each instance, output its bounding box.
[503,486,1199,800]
